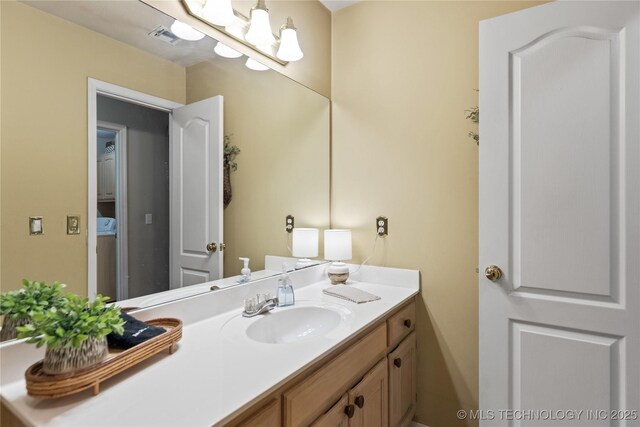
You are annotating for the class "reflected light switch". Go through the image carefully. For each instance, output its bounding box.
[145,213,153,225]
[29,216,43,235]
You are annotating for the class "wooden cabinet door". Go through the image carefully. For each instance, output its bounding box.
[102,152,116,200]
[228,397,280,427]
[388,332,416,427]
[349,359,388,427]
[310,395,349,427]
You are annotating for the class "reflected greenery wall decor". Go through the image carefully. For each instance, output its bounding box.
[465,90,479,145]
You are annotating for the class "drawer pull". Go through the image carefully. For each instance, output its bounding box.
[404,319,412,328]
[394,357,402,368]
[355,395,365,408]
[345,404,355,418]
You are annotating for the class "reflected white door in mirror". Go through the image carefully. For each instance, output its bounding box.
[88,79,223,303]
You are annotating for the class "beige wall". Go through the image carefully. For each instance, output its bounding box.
[143,0,332,98]
[186,60,330,276]
[331,2,543,426]
[0,1,186,296]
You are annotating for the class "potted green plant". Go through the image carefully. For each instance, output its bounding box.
[223,134,241,209]
[0,280,66,341]
[17,294,124,375]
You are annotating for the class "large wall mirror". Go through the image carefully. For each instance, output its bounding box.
[0,0,330,332]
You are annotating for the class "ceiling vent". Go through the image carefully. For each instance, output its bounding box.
[147,25,181,46]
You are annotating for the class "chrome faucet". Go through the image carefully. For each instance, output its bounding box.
[242,294,279,318]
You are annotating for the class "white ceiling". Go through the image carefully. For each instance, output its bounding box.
[22,0,222,68]
[319,0,359,12]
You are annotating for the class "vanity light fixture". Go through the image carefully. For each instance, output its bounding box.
[201,0,235,27]
[170,20,205,41]
[276,17,303,62]
[292,228,319,269]
[181,0,305,65]
[245,58,269,71]
[324,229,353,285]
[244,0,275,46]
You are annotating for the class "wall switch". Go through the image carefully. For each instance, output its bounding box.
[285,214,294,233]
[376,216,388,236]
[145,213,153,225]
[29,216,44,235]
[67,215,80,235]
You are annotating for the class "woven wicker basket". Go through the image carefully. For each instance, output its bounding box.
[25,318,182,398]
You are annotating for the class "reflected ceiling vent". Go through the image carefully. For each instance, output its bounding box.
[147,25,181,46]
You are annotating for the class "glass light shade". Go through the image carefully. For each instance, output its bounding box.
[277,28,303,62]
[324,230,352,261]
[201,0,235,27]
[245,8,275,46]
[170,20,205,41]
[245,58,269,71]
[225,21,245,39]
[292,228,319,258]
[214,42,242,58]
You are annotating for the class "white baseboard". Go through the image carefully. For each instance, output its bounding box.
[411,422,429,427]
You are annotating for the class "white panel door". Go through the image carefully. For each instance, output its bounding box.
[170,96,223,288]
[480,2,639,425]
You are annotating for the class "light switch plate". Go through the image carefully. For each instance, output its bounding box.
[67,215,80,235]
[29,216,43,235]
[145,213,153,225]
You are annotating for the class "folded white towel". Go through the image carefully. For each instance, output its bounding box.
[322,286,381,304]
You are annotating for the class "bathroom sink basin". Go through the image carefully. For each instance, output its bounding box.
[245,305,347,344]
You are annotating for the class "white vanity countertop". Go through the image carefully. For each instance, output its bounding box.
[0,266,419,427]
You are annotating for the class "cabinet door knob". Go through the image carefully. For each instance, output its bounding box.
[344,404,355,418]
[355,395,365,408]
[404,319,412,328]
[394,357,402,368]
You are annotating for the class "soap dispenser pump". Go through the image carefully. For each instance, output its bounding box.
[239,257,251,283]
[276,264,295,307]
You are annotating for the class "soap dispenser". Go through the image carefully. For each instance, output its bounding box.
[239,257,251,283]
[276,264,295,307]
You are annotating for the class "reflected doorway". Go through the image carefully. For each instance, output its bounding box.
[96,96,170,301]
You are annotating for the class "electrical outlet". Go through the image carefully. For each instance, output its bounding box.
[376,216,388,236]
[67,215,80,235]
[285,214,294,233]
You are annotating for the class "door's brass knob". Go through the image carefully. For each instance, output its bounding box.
[485,265,503,281]
[219,243,226,251]
[206,242,217,253]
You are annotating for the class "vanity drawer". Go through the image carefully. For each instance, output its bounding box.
[387,300,415,349]
[283,322,387,427]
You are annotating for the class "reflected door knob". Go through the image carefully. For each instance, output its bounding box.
[206,242,217,253]
[484,265,503,281]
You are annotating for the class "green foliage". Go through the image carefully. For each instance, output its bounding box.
[0,280,66,320]
[16,294,124,349]
[465,106,479,145]
[224,134,241,171]
[465,89,479,146]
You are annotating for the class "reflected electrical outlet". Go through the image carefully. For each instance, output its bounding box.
[67,215,81,235]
